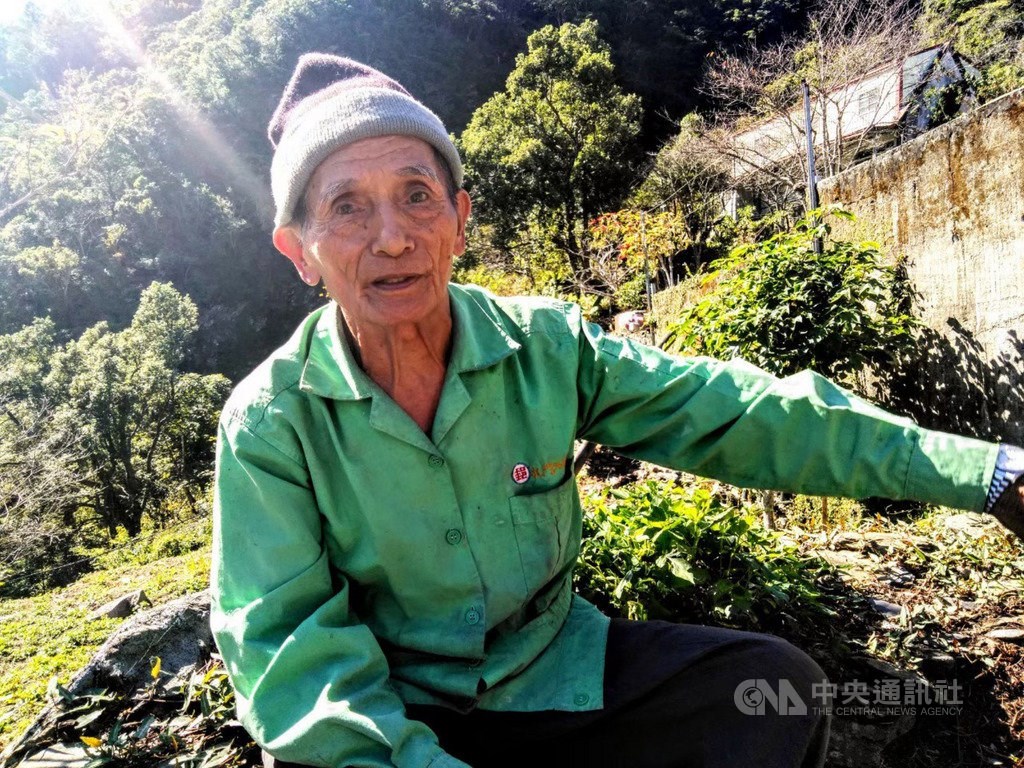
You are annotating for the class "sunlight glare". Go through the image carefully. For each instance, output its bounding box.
[89,0,273,222]
[0,0,79,27]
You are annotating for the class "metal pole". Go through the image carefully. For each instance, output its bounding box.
[640,211,656,344]
[803,79,822,255]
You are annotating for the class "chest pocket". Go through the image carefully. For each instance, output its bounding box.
[508,475,576,601]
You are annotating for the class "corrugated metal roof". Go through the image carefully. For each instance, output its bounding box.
[902,48,941,106]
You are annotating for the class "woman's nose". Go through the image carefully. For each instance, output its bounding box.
[370,203,414,257]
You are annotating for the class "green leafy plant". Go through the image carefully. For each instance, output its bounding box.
[665,207,918,384]
[575,481,840,635]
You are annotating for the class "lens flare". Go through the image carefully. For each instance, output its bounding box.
[90,0,273,223]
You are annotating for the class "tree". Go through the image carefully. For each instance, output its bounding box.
[620,113,736,278]
[460,20,642,283]
[527,0,811,121]
[0,287,229,590]
[703,0,922,207]
[919,0,1024,101]
[0,285,228,592]
[584,113,741,307]
[0,408,92,594]
[588,209,692,309]
[43,283,229,536]
[0,0,113,99]
[0,318,93,593]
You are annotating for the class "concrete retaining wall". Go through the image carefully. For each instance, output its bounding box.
[819,89,1024,443]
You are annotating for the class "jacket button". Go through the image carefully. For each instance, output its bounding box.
[428,454,445,468]
[445,528,463,545]
[464,608,481,625]
[574,693,590,706]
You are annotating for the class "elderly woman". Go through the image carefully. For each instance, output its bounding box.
[211,55,1024,768]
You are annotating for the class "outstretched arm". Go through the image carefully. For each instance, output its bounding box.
[572,307,1001,517]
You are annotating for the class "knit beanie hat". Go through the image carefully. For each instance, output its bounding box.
[268,54,464,227]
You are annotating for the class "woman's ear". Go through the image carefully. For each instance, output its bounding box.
[453,189,472,256]
[273,226,321,286]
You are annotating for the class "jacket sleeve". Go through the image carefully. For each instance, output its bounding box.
[572,309,998,512]
[210,414,470,768]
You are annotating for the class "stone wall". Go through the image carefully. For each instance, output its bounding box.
[818,89,1024,444]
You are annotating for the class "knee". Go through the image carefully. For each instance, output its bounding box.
[767,636,826,682]
[731,634,827,702]
[736,637,832,767]
[764,635,827,684]
[751,635,830,715]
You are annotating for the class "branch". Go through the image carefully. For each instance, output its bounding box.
[0,93,140,226]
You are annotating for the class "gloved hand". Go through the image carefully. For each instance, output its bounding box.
[990,474,1024,540]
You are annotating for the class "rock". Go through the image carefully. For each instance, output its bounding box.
[1,591,213,766]
[86,589,151,621]
[880,566,916,588]
[18,743,90,767]
[817,549,876,582]
[861,531,937,552]
[827,530,937,554]
[830,531,868,551]
[979,615,1024,643]
[918,652,956,678]
[869,598,904,619]
[985,628,1024,643]
[942,512,993,537]
[70,591,211,694]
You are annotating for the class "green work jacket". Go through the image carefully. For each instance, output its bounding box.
[211,283,997,768]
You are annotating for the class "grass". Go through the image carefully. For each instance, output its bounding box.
[0,543,210,750]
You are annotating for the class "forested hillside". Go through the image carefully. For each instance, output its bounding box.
[2,0,1022,588]
[0,0,810,378]
[0,0,819,586]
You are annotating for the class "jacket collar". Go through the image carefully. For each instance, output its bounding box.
[298,284,521,401]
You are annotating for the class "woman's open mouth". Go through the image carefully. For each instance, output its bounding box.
[372,275,421,290]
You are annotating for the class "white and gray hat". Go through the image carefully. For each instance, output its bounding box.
[268,54,464,227]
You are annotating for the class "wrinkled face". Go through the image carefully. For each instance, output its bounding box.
[276,135,471,332]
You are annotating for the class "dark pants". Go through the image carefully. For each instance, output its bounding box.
[264,619,830,768]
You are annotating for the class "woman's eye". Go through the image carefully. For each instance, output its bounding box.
[333,202,356,215]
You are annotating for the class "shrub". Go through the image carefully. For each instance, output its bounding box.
[665,207,918,385]
[452,264,534,297]
[613,273,646,312]
[575,481,839,637]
